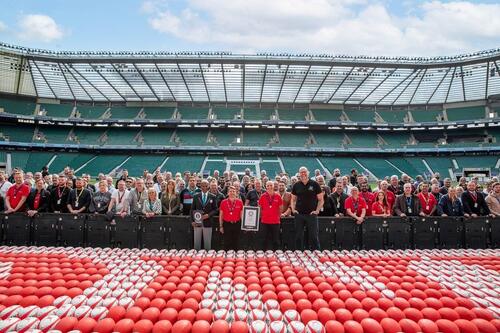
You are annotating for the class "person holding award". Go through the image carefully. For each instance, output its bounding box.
[258,180,283,250]
[191,179,218,250]
[219,185,244,250]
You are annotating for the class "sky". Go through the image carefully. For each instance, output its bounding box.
[0,0,499,57]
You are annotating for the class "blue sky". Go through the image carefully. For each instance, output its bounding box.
[0,0,499,56]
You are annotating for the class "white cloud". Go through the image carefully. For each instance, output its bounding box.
[0,21,7,32]
[145,0,500,56]
[18,14,64,43]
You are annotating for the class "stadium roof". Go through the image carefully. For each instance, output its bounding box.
[1,42,500,105]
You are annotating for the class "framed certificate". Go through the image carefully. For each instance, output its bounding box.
[192,210,204,225]
[242,206,260,231]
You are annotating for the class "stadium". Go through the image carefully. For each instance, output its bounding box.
[0,12,499,333]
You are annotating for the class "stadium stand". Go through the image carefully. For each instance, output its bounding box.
[118,155,166,176]
[312,131,344,148]
[212,106,241,120]
[176,129,210,146]
[277,107,309,121]
[0,124,34,142]
[243,107,274,120]
[376,109,408,123]
[423,156,453,179]
[109,106,141,119]
[75,105,108,119]
[320,157,357,175]
[0,97,36,115]
[49,153,95,174]
[211,129,239,146]
[162,155,205,174]
[410,109,444,122]
[143,106,176,119]
[311,108,343,121]
[281,156,323,175]
[178,106,208,120]
[344,109,376,122]
[139,128,175,146]
[356,157,402,179]
[39,103,73,118]
[260,160,283,177]
[275,130,311,148]
[203,160,227,174]
[446,105,485,121]
[104,128,138,145]
[77,154,128,175]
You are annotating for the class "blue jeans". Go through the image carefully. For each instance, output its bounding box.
[294,214,320,250]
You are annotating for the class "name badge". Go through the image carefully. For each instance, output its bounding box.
[57,199,61,205]
[426,205,429,210]
[337,202,340,209]
[408,208,412,214]
[138,203,142,209]
[75,201,79,208]
[474,203,478,208]
[97,203,101,208]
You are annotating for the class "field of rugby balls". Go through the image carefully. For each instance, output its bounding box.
[0,246,499,333]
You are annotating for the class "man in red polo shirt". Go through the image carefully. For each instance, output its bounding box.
[418,182,437,216]
[5,171,30,214]
[258,180,283,250]
[345,187,367,224]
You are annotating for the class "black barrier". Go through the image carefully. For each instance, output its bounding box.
[386,217,412,249]
[361,218,385,250]
[0,213,498,250]
[2,214,31,246]
[413,217,438,249]
[141,216,167,249]
[32,213,58,246]
[333,218,359,250]
[112,216,140,249]
[166,216,192,249]
[86,214,111,248]
[438,217,464,249]
[60,214,86,247]
[463,217,488,249]
[491,218,500,248]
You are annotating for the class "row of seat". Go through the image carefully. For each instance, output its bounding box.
[0,98,492,123]
[1,214,498,251]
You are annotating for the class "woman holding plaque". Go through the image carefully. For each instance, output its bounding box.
[219,185,244,250]
[258,180,283,250]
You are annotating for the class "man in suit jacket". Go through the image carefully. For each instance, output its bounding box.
[190,179,218,250]
[462,181,492,217]
[394,183,423,217]
[27,179,51,217]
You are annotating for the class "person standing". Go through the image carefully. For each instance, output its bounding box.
[179,176,200,215]
[462,181,492,217]
[26,179,51,217]
[91,180,112,214]
[258,180,283,250]
[438,186,465,217]
[394,183,422,217]
[67,178,92,214]
[219,186,244,251]
[107,180,130,218]
[329,182,349,217]
[371,191,391,217]
[245,179,264,207]
[50,175,70,213]
[129,179,148,215]
[190,180,218,250]
[290,167,323,250]
[278,181,292,217]
[143,188,162,217]
[161,180,180,215]
[5,171,30,214]
[345,187,367,225]
[418,183,438,216]
[485,182,500,216]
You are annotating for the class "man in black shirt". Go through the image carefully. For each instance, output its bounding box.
[50,175,70,213]
[245,179,264,207]
[328,169,341,191]
[329,182,349,217]
[115,169,129,188]
[291,167,323,250]
[67,178,92,214]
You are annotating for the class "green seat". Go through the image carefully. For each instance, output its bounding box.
[49,153,95,174]
[377,110,407,123]
[109,107,141,119]
[77,155,128,176]
[203,160,227,175]
[26,152,55,172]
[140,128,175,146]
[0,125,34,142]
[40,104,73,118]
[344,110,376,122]
[312,109,343,121]
[143,107,176,119]
[119,155,166,176]
[176,130,210,146]
[242,130,273,146]
[281,157,322,176]
[162,155,205,174]
[178,107,208,120]
[320,157,356,175]
[356,158,401,179]
[348,132,379,148]
[10,152,31,171]
[76,105,108,119]
[385,157,420,178]
[211,129,239,146]
[0,97,36,116]
[446,106,485,121]
[313,131,344,148]
[454,156,498,171]
[278,108,309,121]
[72,128,105,145]
[213,107,241,120]
[275,131,310,148]
[411,109,443,122]
[105,128,138,145]
[244,108,274,121]
[382,133,410,148]
[38,127,70,144]
[422,157,452,178]
[260,161,283,178]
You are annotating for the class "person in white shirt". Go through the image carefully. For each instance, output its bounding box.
[0,171,13,199]
[108,180,130,217]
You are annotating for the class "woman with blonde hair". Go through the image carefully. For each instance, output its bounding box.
[143,187,162,217]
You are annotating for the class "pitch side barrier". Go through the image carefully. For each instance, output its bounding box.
[0,213,498,251]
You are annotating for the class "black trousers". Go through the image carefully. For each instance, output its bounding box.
[223,220,241,251]
[295,214,320,250]
[261,223,281,251]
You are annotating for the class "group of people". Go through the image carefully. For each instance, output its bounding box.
[0,165,498,252]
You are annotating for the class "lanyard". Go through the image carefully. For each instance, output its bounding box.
[406,196,412,207]
[266,193,275,207]
[117,191,126,204]
[420,193,430,205]
[57,186,65,198]
[75,189,84,202]
[470,191,477,202]
[12,185,23,198]
[149,200,154,210]
[228,199,237,213]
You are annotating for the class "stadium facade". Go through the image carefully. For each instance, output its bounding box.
[0,42,499,179]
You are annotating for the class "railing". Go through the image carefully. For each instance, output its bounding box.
[1,213,498,251]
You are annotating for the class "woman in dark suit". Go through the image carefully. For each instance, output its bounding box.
[27,179,51,217]
[438,186,465,217]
